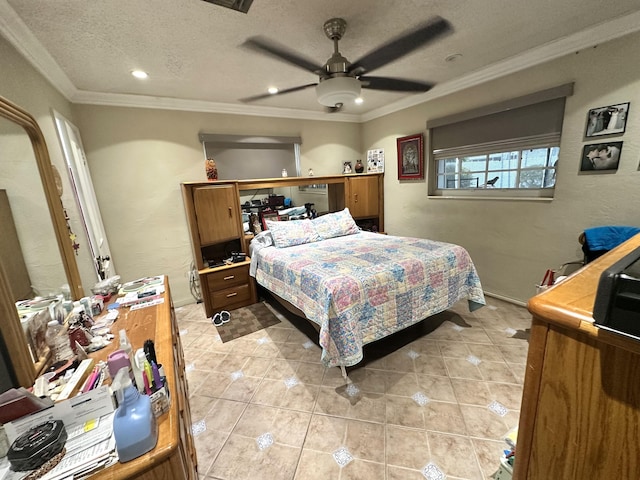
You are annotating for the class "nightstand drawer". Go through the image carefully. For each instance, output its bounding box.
[210,283,251,310]
[206,265,249,290]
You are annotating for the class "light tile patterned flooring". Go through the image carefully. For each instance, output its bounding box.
[175,296,531,480]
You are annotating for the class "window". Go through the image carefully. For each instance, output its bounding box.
[435,135,559,191]
[427,84,572,198]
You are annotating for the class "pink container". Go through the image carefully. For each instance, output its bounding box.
[107,349,131,379]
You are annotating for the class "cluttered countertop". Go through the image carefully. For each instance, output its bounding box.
[1,275,196,480]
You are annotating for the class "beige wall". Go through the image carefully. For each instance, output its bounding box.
[71,105,361,305]
[363,31,640,303]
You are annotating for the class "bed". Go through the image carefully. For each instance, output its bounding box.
[249,210,485,368]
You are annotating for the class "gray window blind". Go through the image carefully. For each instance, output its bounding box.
[431,98,566,152]
[427,83,573,152]
[199,134,301,180]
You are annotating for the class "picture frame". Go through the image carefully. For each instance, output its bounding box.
[584,102,630,137]
[367,148,385,173]
[397,134,424,180]
[261,212,279,230]
[580,141,623,172]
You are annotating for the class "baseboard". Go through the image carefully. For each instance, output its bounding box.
[483,291,528,308]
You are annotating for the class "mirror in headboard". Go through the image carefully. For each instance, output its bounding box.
[237,176,347,234]
[0,94,83,388]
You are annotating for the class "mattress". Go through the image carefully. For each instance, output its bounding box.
[251,231,485,367]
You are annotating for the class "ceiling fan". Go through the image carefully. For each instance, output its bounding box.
[240,16,452,112]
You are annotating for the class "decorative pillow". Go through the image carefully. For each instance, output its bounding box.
[312,208,360,240]
[264,219,321,248]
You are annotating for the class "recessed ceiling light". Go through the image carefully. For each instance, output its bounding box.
[355,97,364,105]
[445,53,463,63]
[131,70,148,79]
[268,87,279,94]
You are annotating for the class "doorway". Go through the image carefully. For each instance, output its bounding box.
[52,111,116,281]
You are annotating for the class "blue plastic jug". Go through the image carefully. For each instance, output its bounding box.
[111,367,158,462]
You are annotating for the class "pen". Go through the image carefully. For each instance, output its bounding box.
[151,361,163,390]
[82,366,100,393]
[143,360,153,389]
[142,371,152,395]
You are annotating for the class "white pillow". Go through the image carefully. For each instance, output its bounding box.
[264,219,322,248]
[312,208,360,240]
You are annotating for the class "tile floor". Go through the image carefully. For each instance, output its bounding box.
[175,296,531,480]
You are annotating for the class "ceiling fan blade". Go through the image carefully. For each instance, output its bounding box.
[349,16,452,75]
[359,76,433,92]
[243,37,324,75]
[240,83,318,103]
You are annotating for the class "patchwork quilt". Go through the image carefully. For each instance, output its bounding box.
[253,231,485,367]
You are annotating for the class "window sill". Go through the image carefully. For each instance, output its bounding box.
[427,195,554,202]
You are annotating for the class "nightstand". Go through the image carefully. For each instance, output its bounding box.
[201,259,256,316]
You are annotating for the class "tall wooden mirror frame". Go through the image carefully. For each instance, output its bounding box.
[0,94,83,387]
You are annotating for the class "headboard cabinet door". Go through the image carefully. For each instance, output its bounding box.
[193,184,241,245]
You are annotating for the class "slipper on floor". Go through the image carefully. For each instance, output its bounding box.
[212,313,223,327]
[220,310,231,323]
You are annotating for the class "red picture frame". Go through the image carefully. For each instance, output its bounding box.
[397,133,424,180]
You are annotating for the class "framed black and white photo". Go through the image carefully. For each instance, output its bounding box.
[584,102,630,137]
[580,141,623,172]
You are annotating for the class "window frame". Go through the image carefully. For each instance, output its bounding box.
[431,133,560,198]
[425,84,573,200]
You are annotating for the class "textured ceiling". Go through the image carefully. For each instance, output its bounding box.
[3,0,640,120]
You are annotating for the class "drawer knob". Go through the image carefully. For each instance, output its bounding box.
[223,275,235,280]
[226,292,238,298]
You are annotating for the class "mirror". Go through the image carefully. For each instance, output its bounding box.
[0,118,67,298]
[238,178,347,235]
[0,94,83,388]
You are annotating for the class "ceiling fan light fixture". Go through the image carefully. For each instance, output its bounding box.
[355,97,364,105]
[316,77,361,107]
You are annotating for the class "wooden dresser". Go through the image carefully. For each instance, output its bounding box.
[515,234,640,480]
[89,278,198,479]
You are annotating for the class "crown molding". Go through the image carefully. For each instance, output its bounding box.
[2,0,639,124]
[70,90,361,122]
[360,10,640,122]
[0,0,77,100]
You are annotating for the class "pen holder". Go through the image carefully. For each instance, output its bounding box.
[149,383,170,417]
